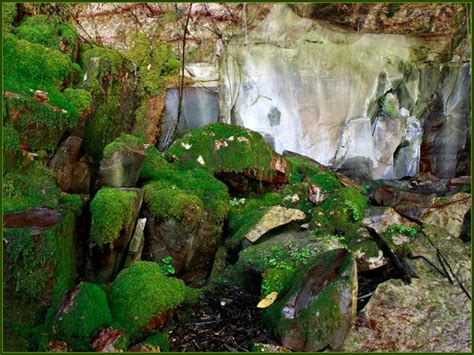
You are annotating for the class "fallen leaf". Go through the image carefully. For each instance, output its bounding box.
[257,291,278,308]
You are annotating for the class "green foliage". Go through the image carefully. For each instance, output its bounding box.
[55,282,112,351]
[230,197,246,207]
[343,200,362,221]
[287,156,341,193]
[103,133,144,157]
[160,256,176,276]
[2,2,17,33]
[310,187,367,239]
[124,31,179,96]
[109,261,189,339]
[141,147,230,222]
[386,223,418,238]
[261,268,295,296]
[15,15,77,57]
[89,188,137,247]
[167,123,288,180]
[3,161,61,214]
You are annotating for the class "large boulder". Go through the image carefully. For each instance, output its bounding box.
[88,187,143,283]
[109,261,191,340]
[263,249,358,351]
[140,147,229,283]
[343,224,471,352]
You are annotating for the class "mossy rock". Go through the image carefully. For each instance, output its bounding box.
[3,31,91,151]
[15,14,78,58]
[89,188,137,247]
[3,197,83,351]
[309,187,367,239]
[53,282,112,351]
[166,123,290,184]
[262,249,357,351]
[129,332,170,352]
[109,261,190,340]
[80,46,141,163]
[287,156,341,192]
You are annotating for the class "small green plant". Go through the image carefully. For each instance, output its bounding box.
[343,200,362,221]
[230,197,246,207]
[386,224,418,238]
[160,256,176,276]
[361,184,372,194]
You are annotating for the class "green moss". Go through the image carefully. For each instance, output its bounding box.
[380,94,399,117]
[287,156,341,193]
[2,2,17,33]
[310,187,367,239]
[144,180,204,223]
[15,15,77,57]
[124,31,179,96]
[167,123,287,180]
[261,267,296,296]
[3,161,61,214]
[3,198,81,351]
[55,282,112,351]
[109,261,190,339]
[103,134,144,157]
[80,46,140,163]
[89,188,137,247]
[141,147,230,222]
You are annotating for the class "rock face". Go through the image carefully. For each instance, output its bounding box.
[220,4,470,180]
[263,249,357,352]
[343,224,471,352]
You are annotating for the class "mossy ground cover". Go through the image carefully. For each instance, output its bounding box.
[109,261,190,340]
[89,188,137,247]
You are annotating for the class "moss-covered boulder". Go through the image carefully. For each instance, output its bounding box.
[3,193,83,351]
[263,249,357,352]
[128,332,170,352]
[52,282,112,351]
[140,147,229,283]
[98,134,145,188]
[166,123,290,189]
[109,261,190,340]
[231,229,346,293]
[88,187,143,282]
[80,46,142,163]
[3,30,91,152]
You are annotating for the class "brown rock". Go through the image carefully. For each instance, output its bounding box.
[90,328,126,352]
[3,207,63,235]
[47,340,68,352]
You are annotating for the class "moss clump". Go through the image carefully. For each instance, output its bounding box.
[80,46,141,163]
[380,94,399,117]
[15,15,77,58]
[54,282,112,351]
[3,161,61,214]
[287,156,341,192]
[124,31,180,96]
[167,123,288,181]
[261,267,295,296]
[310,187,367,239]
[2,2,17,33]
[103,134,144,158]
[141,147,230,222]
[144,180,204,223]
[89,188,137,247]
[109,261,190,339]
[3,31,91,151]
